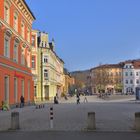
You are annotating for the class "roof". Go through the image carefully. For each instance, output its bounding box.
[123,60,140,69]
[90,64,123,71]
[23,0,36,20]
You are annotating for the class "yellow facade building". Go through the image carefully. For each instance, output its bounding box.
[63,69,75,95]
[32,31,64,101]
[31,30,39,101]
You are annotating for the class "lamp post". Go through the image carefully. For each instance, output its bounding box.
[40,47,43,101]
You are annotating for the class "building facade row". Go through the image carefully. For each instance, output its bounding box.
[90,60,140,94]
[0,0,73,107]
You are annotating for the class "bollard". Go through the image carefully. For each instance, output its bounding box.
[135,112,140,131]
[87,112,96,130]
[50,107,53,129]
[11,112,20,130]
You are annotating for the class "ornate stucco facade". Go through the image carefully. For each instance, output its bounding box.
[0,0,35,107]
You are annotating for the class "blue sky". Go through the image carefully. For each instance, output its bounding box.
[26,0,140,71]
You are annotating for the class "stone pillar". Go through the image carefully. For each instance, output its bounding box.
[87,112,96,130]
[135,112,140,131]
[11,112,20,130]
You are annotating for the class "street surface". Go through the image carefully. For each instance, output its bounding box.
[0,131,140,140]
[0,95,138,132]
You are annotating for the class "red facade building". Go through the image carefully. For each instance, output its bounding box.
[0,0,35,107]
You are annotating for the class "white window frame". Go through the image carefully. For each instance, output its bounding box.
[4,4,10,24]
[4,75,9,103]
[21,48,25,65]
[21,22,25,38]
[44,69,48,80]
[44,55,48,63]
[31,35,35,47]
[4,37,10,58]
[136,79,139,84]
[13,12,18,31]
[13,40,19,62]
[125,80,128,84]
[4,32,11,58]
[27,28,30,43]
[130,79,133,84]
[28,80,30,101]
[14,77,18,103]
[32,55,35,69]
[21,79,24,96]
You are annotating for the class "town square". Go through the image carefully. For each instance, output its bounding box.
[0,0,140,139]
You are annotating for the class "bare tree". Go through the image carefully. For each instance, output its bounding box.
[91,66,109,93]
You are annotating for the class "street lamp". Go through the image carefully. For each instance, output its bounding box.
[40,47,43,101]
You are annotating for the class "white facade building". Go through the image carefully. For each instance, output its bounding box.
[123,62,140,94]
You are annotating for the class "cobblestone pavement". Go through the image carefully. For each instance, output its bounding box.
[0,132,140,140]
[0,95,139,132]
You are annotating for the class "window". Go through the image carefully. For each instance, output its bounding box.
[119,72,121,76]
[28,80,30,101]
[44,55,48,63]
[13,41,19,62]
[125,72,128,76]
[125,80,128,84]
[4,76,9,103]
[130,72,133,76]
[125,65,128,68]
[21,22,25,38]
[44,69,48,80]
[14,77,18,103]
[27,28,30,43]
[4,5,10,23]
[31,36,35,47]
[21,79,24,96]
[27,52,30,68]
[4,37,10,57]
[130,80,133,84]
[21,48,25,65]
[32,56,35,69]
[14,12,18,31]
[136,79,139,84]
[136,72,139,76]
[34,86,37,97]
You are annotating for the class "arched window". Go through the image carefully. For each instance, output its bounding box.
[13,38,19,62]
[4,30,12,58]
[21,47,25,65]
[13,12,18,31]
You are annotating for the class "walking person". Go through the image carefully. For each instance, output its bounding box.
[83,94,88,103]
[20,95,25,108]
[76,93,80,104]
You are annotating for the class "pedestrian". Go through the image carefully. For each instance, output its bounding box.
[54,96,59,104]
[20,95,25,108]
[83,94,88,103]
[56,93,58,99]
[76,94,80,104]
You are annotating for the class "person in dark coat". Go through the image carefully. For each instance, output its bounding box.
[54,96,58,104]
[20,95,25,108]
